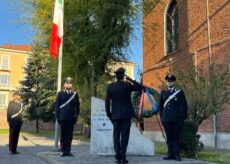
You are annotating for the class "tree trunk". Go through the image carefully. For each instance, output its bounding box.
[90,69,97,97]
[36,119,39,133]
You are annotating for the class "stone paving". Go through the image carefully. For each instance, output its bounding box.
[0,134,216,164]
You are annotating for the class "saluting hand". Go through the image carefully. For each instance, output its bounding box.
[125,75,133,82]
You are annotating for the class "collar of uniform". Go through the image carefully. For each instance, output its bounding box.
[167,87,175,92]
[14,100,21,104]
[64,89,72,94]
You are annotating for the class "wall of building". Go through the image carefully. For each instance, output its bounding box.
[0,48,30,128]
[143,0,230,135]
[109,61,135,79]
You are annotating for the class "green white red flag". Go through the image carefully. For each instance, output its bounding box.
[50,0,64,59]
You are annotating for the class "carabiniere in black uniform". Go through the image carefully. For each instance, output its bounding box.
[55,77,80,157]
[7,91,23,155]
[105,67,143,164]
[158,74,187,161]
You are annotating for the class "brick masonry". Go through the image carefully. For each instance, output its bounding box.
[143,0,230,132]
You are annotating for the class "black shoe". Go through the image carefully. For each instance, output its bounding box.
[67,152,74,156]
[121,159,128,163]
[61,152,68,157]
[175,156,181,161]
[163,156,174,160]
[115,158,121,163]
[10,151,20,155]
[10,152,15,155]
[115,155,121,163]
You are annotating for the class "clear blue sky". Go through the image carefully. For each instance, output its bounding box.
[0,0,143,79]
[0,1,33,45]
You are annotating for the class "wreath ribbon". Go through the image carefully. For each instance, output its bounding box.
[145,88,157,112]
[132,87,159,118]
[138,90,144,117]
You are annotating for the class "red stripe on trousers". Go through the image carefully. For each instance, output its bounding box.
[60,127,62,149]
[9,127,12,151]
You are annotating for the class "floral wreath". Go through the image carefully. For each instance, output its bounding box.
[131,87,159,118]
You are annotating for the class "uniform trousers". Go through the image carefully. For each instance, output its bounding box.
[60,120,75,153]
[112,118,131,160]
[9,121,22,153]
[162,122,180,157]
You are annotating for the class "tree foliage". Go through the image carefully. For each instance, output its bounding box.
[20,1,56,127]
[20,48,56,123]
[20,0,141,126]
[175,64,229,157]
[63,0,138,96]
[175,64,230,125]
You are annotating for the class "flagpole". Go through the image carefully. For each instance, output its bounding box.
[51,0,64,150]
[55,40,63,149]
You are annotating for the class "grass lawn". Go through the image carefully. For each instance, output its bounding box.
[155,142,230,164]
[197,150,230,164]
[0,128,90,143]
[0,129,9,135]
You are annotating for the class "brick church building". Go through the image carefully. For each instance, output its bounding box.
[143,0,230,149]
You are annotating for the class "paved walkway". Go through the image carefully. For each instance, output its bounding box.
[0,134,215,164]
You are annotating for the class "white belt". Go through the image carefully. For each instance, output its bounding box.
[163,90,180,108]
[11,104,23,118]
[60,92,76,109]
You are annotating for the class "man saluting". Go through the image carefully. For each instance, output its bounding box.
[105,67,143,163]
[7,91,23,155]
[55,77,80,157]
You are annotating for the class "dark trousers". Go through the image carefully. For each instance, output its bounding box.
[9,121,22,153]
[60,120,75,153]
[112,118,131,160]
[162,122,180,157]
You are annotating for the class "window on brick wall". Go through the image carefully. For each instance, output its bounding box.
[166,0,178,54]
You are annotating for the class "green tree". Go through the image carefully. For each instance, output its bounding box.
[20,0,141,129]
[175,65,230,125]
[20,47,56,133]
[62,0,141,128]
[19,0,56,132]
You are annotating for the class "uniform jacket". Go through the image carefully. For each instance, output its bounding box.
[158,87,187,123]
[105,80,143,120]
[55,90,80,122]
[7,101,23,123]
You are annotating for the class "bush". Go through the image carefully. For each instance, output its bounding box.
[80,108,91,138]
[180,120,204,158]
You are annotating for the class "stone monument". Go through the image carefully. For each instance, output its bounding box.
[90,97,154,156]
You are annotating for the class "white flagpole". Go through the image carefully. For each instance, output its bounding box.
[54,40,63,149]
[54,0,64,150]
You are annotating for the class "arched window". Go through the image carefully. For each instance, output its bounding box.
[166,0,178,54]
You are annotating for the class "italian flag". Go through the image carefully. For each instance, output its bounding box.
[50,0,64,59]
